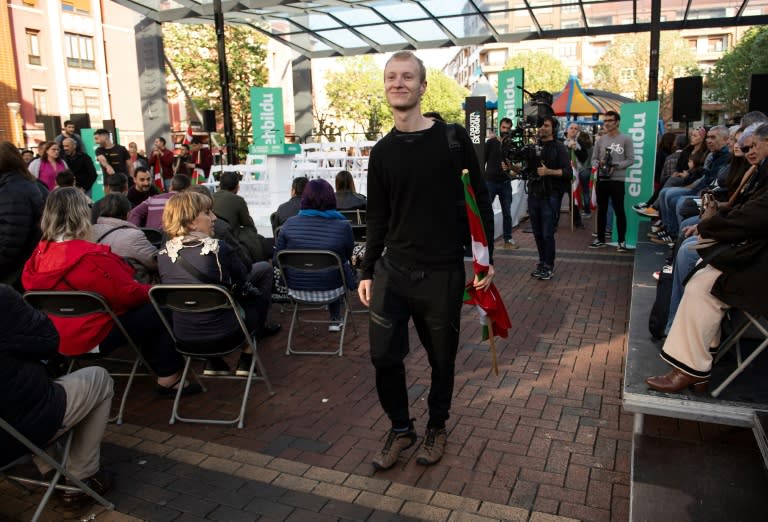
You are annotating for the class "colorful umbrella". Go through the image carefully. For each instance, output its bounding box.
[551,75,603,116]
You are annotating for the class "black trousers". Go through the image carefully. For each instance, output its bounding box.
[596,179,627,243]
[101,304,184,378]
[369,256,464,430]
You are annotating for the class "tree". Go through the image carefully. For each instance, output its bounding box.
[503,51,569,94]
[324,57,469,138]
[324,56,386,140]
[421,69,469,124]
[708,26,768,114]
[162,24,268,156]
[593,33,700,119]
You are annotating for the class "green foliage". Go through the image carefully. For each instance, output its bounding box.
[324,57,468,138]
[503,51,569,93]
[708,26,768,114]
[324,56,387,140]
[422,69,469,124]
[593,33,700,119]
[162,23,268,155]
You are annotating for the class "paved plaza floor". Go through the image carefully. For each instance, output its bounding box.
[2,218,646,521]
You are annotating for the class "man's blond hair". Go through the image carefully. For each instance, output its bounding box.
[385,51,426,84]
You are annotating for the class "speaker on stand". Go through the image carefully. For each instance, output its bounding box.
[202,110,217,133]
[672,76,703,142]
[748,74,768,115]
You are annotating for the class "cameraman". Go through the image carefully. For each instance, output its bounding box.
[589,111,634,252]
[528,116,570,280]
[484,117,517,249]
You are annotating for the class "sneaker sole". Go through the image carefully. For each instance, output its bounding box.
[203,370,231,376]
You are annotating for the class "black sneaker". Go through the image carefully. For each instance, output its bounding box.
[203,357,230,376]
[372,427,417,471]
[616,242,629,253]
[589,239,606,248]
[537,268,554,280]
[531,265,545,278]
[235,353,252,377]
[60,470,113,512]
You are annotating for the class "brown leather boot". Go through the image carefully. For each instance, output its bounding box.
[646,368,709,394]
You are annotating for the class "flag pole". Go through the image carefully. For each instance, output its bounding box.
[488,322,499,376]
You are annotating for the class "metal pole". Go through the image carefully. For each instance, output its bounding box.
[647,0,661,101]
[214,0,236,161]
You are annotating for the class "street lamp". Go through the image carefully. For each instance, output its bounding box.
[6,102,21,147]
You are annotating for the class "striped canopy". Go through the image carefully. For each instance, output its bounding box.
[551,76,603,116]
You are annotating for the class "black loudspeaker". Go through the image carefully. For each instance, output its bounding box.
[69,113,91,132]
[41,115,61,141]
[672,76,702,122]
[748,74,768,114]
[202,110,216,132]
[102,119,116,134]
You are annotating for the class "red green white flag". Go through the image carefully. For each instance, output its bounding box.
[461,169,512,341]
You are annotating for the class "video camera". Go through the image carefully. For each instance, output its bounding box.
[501,89,555,181]
[597,148,614,180]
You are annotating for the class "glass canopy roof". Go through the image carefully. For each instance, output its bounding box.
[113,0,768,57]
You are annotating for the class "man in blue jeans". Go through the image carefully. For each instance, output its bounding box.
[526,116,571,280]
[484,117,517,248]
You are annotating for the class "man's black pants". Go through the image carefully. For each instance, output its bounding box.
[369,256,464,431]
[596,179,627,243]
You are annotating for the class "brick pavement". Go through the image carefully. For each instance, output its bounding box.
[1,220,637,521]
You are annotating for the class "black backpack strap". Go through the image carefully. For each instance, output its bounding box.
[445,123,464,174]
[95,225,132,243]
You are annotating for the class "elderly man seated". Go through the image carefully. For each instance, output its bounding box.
[646,123,768,392]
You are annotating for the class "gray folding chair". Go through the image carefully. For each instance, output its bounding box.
[276,250,357,357]
[23,291,152,425]
[0,417,114,521]
[148,284,274,429]
[340,209,366,225]
[711,309,768,397]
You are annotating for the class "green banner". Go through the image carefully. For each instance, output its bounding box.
[250,87,285,155]
[497,69,524,128]
[619,101,659,248]
[80,128,104,201]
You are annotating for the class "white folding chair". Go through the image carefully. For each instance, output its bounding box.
[148,284,274,429]
[0,417,114,520]
[276,250,358,357]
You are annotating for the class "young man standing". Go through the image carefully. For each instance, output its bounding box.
[149,137,176,192]
[527,116,571,281]
[94,129,133,184]
[589,110,634,252]
[359,51,495,470]
[55,120,84,151]
[484,117,518,248]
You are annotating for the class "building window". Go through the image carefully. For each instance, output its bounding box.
[561,0,579,13]
[26,29,41,65]
[61,0,90,14]
[559,43,577,57]
[64,33,95,69]
[32,89,47,120]
[70,87,101,122]
[708,36,728,53]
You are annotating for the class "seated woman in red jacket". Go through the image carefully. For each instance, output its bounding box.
[22,187,200,397]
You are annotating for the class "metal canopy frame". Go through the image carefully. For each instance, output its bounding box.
[114,0,768,59]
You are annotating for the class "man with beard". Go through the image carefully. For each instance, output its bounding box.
[126,166,161,207]
[62,138,97,196]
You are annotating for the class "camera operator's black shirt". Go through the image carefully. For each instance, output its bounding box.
[484,137,508,183]
[361,120,494,280]
[528,139,570,198]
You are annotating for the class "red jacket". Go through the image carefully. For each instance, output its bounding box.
[22,239,150,356]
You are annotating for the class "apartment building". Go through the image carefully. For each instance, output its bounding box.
[3,0,145,148]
